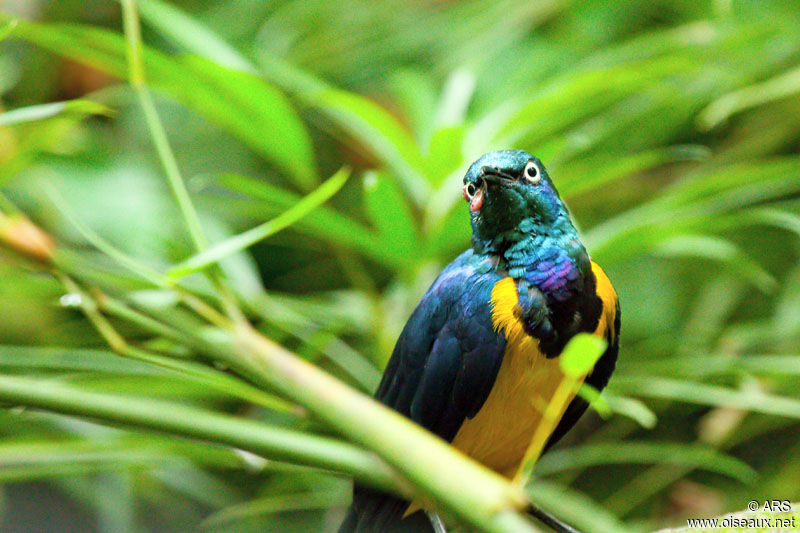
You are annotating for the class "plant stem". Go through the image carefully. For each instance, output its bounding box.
[120,0,207,252]
[119,0,245,327]
[514,377,577,487]
[59,276,296,414]
[0,375,401,493]
[231,323,537,533]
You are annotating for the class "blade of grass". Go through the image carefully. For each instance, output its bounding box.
[0,100,110,127]
[202,174,408,268]
[611,375,800,419]
[313,88,429,204]
[129,1,426,202]
[493,56,690,147]
[0,374,401,493]
[0,18,17,41]
[585,158,800,260]
[603,393,658,429]
[602,463,690,516]
[135,0,255,73]
[56,276,294,412]
[201,490,349,529]
[179,55,318,190]
[699,63,800,129]
[362,170,419,263]
[633,353,800,378]
[535,441,756,482]
[0,345,160,375]
[36,188,229,328]
[120,0,207,252]
[168,167,350,279]
[205,172,403,264]
[0,15,316,189]
[527,479,629,533]
[42,182,168,288]
[0,436,243,483]
[653,234,776,292]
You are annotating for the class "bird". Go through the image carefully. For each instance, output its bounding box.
[339,150,620,532]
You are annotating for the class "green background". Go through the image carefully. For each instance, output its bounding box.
[1,0,800,531]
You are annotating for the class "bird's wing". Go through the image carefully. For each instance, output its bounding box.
[341,251,507,532]
[375,250,507,442]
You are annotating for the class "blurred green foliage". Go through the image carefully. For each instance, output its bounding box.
[1,0,800,531]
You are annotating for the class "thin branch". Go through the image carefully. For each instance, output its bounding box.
[0,374,402,493]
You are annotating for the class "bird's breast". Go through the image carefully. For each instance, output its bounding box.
[449,276,574,477]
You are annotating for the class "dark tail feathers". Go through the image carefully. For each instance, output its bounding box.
[338,487,433,533]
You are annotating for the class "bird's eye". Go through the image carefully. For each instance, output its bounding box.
[523,161,541,184]
[465,182,477,198]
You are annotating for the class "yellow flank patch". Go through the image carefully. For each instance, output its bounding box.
[448,277,566,478]
[487,277,539,352]
[590,261,618,342]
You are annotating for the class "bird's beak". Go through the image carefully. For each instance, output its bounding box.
[480,167,516,186]
[464,168,514,212]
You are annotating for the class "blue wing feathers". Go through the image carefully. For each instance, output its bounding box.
[343,250,508,533]
[375,250,507,441]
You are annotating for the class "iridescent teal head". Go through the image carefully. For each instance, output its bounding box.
[462,150,569,249]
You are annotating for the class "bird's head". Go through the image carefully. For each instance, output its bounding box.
[462,150,567,247]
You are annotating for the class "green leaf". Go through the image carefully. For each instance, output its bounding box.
[362,171,419,262]
[0,345,160,375]
[743,208,800,240]
[135,0,254,73]
[527,480,630,533]
[0,100,110,127]
[202,490,348,528]
[774,263,800,340]
[654,234,776,292]
[389,69,438,147]
[201,172,408,268]
[0,18,17,42]
[5,19,316,189]
[659,159,800,212]
[0,374,397,491]
[494,56,690,147]
[432,68,475,129]
[178,55,317,189]
[699,63,800,129]
[424,125,466,186]
[603,393,658,429]
[0,436,242,483]
[636,353,800,379]
[560,333,607,378]
[313,89,429,203]
[556,145,710,198]
[586,158,800,265]
[254,50,432,205]
[536,442,756,482]
[0,99,111,187]
[169,168,350,278]
[42,182,168,288]
[611,375,800,419]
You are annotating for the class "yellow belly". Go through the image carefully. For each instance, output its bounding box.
[405,264,617,515]
[451,263,617,478]
[450,276,572,477]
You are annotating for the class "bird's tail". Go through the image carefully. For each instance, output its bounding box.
[338,487,433,533]
[339,487,581,533]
